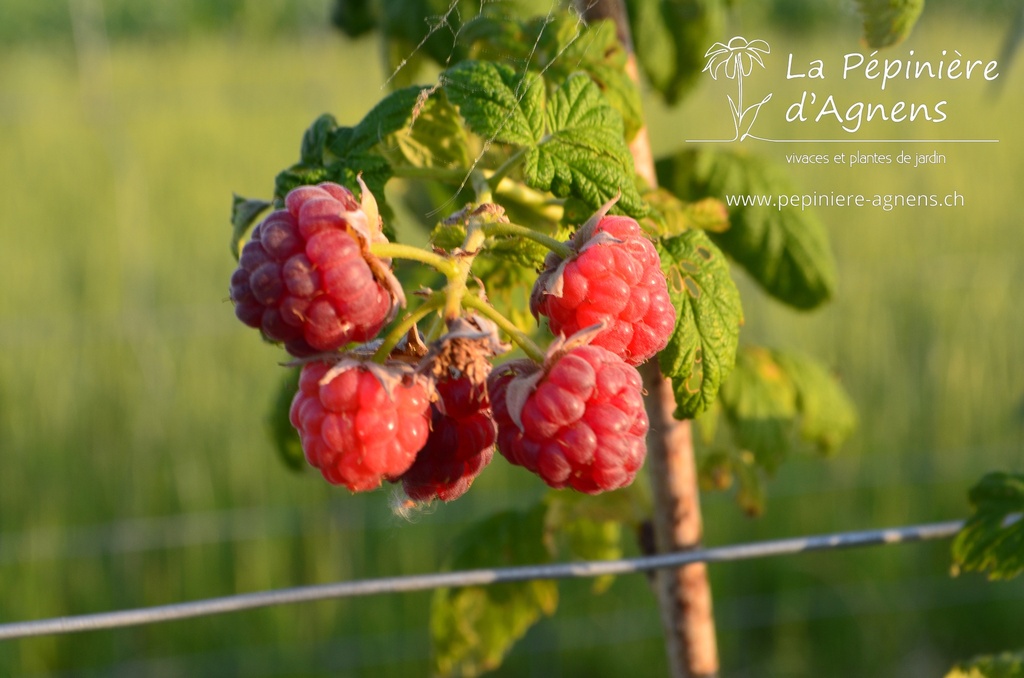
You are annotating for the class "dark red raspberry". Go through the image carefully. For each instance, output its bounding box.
[489,345,649,494]
[531,215,675,366]
[289,360,431,492]
[230,182,397,356]
[398,376,496,502]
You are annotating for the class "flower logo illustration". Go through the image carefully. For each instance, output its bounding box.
[703,36,773,141]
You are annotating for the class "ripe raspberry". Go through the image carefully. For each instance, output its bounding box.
[230,181,400,356]
[489,345,649,494]
[531,214,676,366]
[398,376,496,502]
[289,360,432,492]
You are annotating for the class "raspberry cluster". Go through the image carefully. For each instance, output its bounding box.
[232,188,674,498]
[397,376,496,502]
[290,360,431,492]
[531,214,675,366]
[489,344,649,494]
[230,182,397,357]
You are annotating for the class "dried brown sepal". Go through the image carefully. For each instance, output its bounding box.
[420,314,510,388]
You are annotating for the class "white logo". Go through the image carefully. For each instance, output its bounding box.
[701,36,773,142]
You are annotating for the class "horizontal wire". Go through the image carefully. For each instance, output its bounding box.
[0,519,964,642]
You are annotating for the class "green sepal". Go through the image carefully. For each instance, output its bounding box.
[266,367,305,472]
[657,149,838,310]
[431,504,557,677]
[856,0,925,49]
[952,472,1024,581]
[656,229,743,419]
[229,195,272,260]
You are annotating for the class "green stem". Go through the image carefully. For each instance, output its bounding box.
[483,222,573,259]
[371,293,446,363]
[471,170,494,204]
[461,293,545,364]
[370,242,458,278]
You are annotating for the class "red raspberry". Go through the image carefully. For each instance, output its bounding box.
[230,182,397,356]
[398,377,496,502]
[289,360,431,492]
[531,215,675,366]
[489,345,649,494]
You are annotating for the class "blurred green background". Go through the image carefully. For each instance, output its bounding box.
[1,0,1022,676]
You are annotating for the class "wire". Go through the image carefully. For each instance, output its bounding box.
[0,519,964,642]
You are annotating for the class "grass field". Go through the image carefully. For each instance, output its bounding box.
[1,8,1022,677]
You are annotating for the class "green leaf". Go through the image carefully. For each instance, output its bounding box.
[300,113,337,166]
[343,85,431,155]
[625,0,727,104]
[733,449,767,517]
[772,351,857,455]
[656,229,743,419]
[644,188,729,237]
[543,491,629,593]
[465,15,644,140]
[442,62,645,217]
[266,368,304,472]
[442,60,544,147]
[946,650,1024,678]
[718,346,799,473]
[386,89,471,170]
[525,73,645,216]
[657,148,837,310]
[432,505,557,677]
[952,472,1024,581]
[856,0,925,49]
[229,195,272,260]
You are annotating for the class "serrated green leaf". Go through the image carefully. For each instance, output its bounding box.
[718,346,799,473]
[856,0,925,49]
[300,113,337,166]
[267,368,304,472]
[773,351,857,455]
[432,504,557,677]
[952,472,1024,581]
[387,89,471,170]
[344,85,431,155]
[657,148,837,310]
[442,60,544,147]
[656,230,743,419]
[946,650,1024,678]
[465,15,644,140]
[644,189,730,237]
[625,0,727,104]
[525,73,645,216]
[230,195,272,260]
